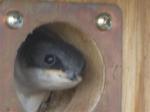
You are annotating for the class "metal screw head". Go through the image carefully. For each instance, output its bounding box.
[96,13,112,30]
[6,11,24,29]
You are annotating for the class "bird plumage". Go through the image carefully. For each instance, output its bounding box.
[14,24,85,112]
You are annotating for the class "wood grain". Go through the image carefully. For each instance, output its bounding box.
[143,0,150,112]
[54,0,147,112]
[1,0,148,112]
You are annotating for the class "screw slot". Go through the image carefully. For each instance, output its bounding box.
[6,11,24,29]
[96,13,112,31]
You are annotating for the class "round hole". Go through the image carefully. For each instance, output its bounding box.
[14,22,105,112]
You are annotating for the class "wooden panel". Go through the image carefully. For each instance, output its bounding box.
[0,2,122,112]
[143,0,150,112]
[0,0,148,112]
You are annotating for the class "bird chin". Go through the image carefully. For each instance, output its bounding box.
[33,69,82,91]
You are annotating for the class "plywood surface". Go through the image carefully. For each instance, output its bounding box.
[55,0,148,112]
[0,0,149,112]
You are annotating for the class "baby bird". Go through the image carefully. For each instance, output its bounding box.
[14,24,85,112]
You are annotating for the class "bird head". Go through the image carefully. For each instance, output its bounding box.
[15,24,86,92]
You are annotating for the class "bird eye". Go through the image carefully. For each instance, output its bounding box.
[44,54,56,65]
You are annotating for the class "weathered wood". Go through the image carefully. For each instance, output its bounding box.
[0,0,148,112]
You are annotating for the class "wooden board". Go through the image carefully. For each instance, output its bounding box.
[0,1,122,112]
[0,0,149,112]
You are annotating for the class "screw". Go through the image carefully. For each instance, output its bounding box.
[6,11,24,29]
[96,13,112,31]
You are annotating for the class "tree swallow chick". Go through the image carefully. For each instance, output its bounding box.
[14,24,86,112]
